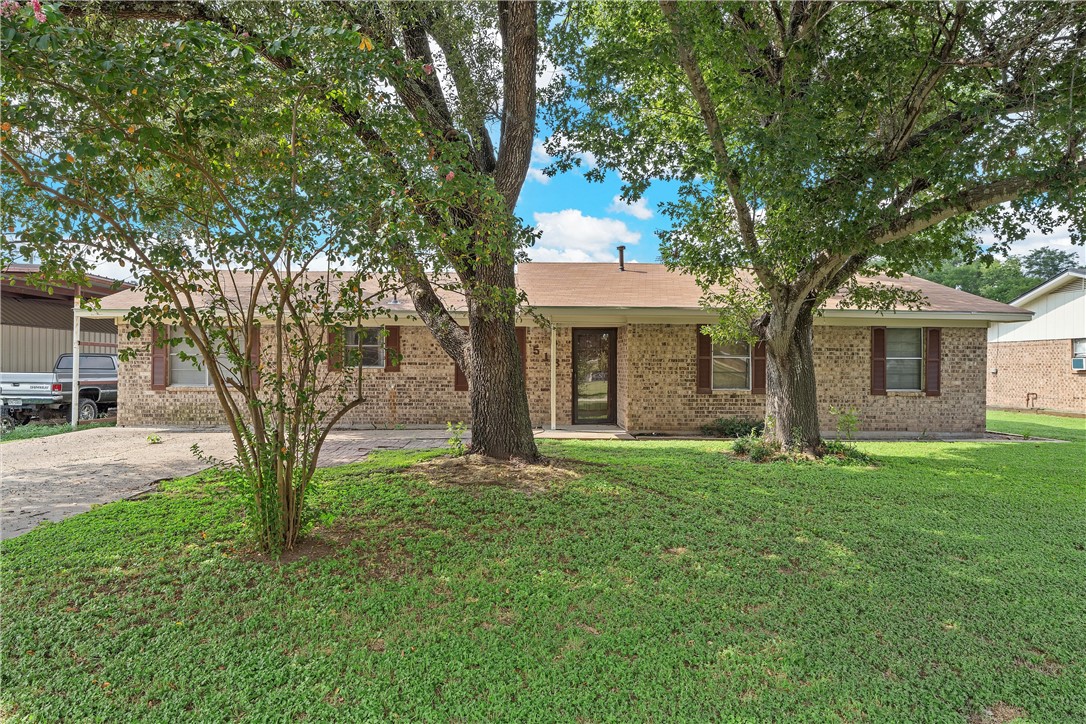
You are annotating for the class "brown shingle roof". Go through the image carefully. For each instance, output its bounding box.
[93,262,1025,317]
[516,262,1025,315]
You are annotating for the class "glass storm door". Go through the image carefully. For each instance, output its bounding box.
[572,328,617,424]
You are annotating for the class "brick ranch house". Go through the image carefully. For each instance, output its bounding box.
[987,267,1086,414]
[87,262,1030,435]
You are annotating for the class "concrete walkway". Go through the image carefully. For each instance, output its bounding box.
[1,427,459,540]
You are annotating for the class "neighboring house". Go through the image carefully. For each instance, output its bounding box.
[87,262,1030,435]
[987,268,1086,413]
[1,264,130,373]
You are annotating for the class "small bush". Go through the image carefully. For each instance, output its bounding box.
[446,421,468,456]
[821,439,876,466]
[748,437,783,463]
[702,416,765,438]
[731,435,753,455]
[829,405,860,442]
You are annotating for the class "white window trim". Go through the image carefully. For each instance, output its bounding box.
[886,328,924,392]
[345,326,386,369]
[1073,338,1086,358]
[167,327,234,388]
[711,342,752,391]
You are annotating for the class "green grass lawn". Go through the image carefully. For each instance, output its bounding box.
[2,432,1084,721]
[0,421,115,444]
[987,409,1086,444]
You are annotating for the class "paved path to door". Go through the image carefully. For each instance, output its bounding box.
[1,427,460,540]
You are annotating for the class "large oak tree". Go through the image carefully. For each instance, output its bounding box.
[7,0,543,460]
[546,1,1084,452]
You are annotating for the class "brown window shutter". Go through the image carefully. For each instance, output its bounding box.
[327,326,343,371]
[925,328,941,396]
[248,324,261,390]
[151,325,169,390]
[384,325,401,372]
[751,340,767,393]
[871,327,887,395]
[696,328,713,394]
[516,326,527,370]
[453,325,469,391]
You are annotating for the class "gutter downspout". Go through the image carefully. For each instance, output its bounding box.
[550,324,557,431]
[70,291,81,429]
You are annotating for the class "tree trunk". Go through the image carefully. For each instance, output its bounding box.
[465,312,538,461]
[763,306,822,454]
[464,258,540,462]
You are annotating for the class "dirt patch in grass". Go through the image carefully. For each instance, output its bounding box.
[241,519,419,578]
[1014,648,1063,676]
[415,454,581,495]
[966,702,1028,724]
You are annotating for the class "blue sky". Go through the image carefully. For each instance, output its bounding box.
[515,137,680,265]
[513,134,1082,268]
[80,130,1081,282]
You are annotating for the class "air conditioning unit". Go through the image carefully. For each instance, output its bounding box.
[1073,357,1086,371]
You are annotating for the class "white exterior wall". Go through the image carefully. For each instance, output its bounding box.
[988,277,1086,343]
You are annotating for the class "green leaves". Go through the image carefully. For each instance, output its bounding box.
[545,1,1085,323]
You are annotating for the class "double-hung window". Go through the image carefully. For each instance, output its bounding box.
[345,327,385,368]
[886,328,923,391]
[168,326,236,387]
[712,341,751,390]
[1074,339,1086,358]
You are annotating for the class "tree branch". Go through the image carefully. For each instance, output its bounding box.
[492,0,537,210]
[660,0,766,285]
[870,160,1086,246]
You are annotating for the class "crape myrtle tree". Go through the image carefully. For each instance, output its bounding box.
[545,1,1085,452]
[0,5,412,552]
[54,0,544,462]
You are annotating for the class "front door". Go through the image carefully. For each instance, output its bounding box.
[572,328,617,424]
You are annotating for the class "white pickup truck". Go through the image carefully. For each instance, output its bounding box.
[0,353,119,432]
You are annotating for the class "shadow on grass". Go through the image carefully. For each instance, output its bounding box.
[2,441,1083,721]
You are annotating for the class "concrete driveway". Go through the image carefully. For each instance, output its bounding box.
[1,426,459,540]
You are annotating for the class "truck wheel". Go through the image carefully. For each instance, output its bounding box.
[0,414,14,435]
[78,398,99,421]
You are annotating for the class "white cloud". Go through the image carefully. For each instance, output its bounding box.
[608,195,653,221]
[530,209,640,262]
[90,260,136,283]
[526,138,552,185]
[978,223,1083,262]
[537,57,565,92]
[576,150,599,170]
[526,167,551,185]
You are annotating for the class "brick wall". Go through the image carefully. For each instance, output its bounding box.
[622,324,763,432]
[814,326,987,434]
[987,339,1086,413]
[118,321,989,434]
[118,323,571,429]
[118,323,476,428]
[620,324,987,434]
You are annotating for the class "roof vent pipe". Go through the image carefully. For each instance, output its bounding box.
[617,245,626,271]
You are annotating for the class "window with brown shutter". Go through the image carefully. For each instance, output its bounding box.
[696,329,713,394]
[453,327,525,391]
[384,325,401,372]
[327,326,343,371]
[925,328,941,396]
[751,340,767,393]
[516,326,527,370]
[454,325,470,391]
[248,324,261,390]
[151,325,169,390]
[871,327,887,395]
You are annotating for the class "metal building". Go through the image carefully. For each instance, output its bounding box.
[1,264,130,373]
